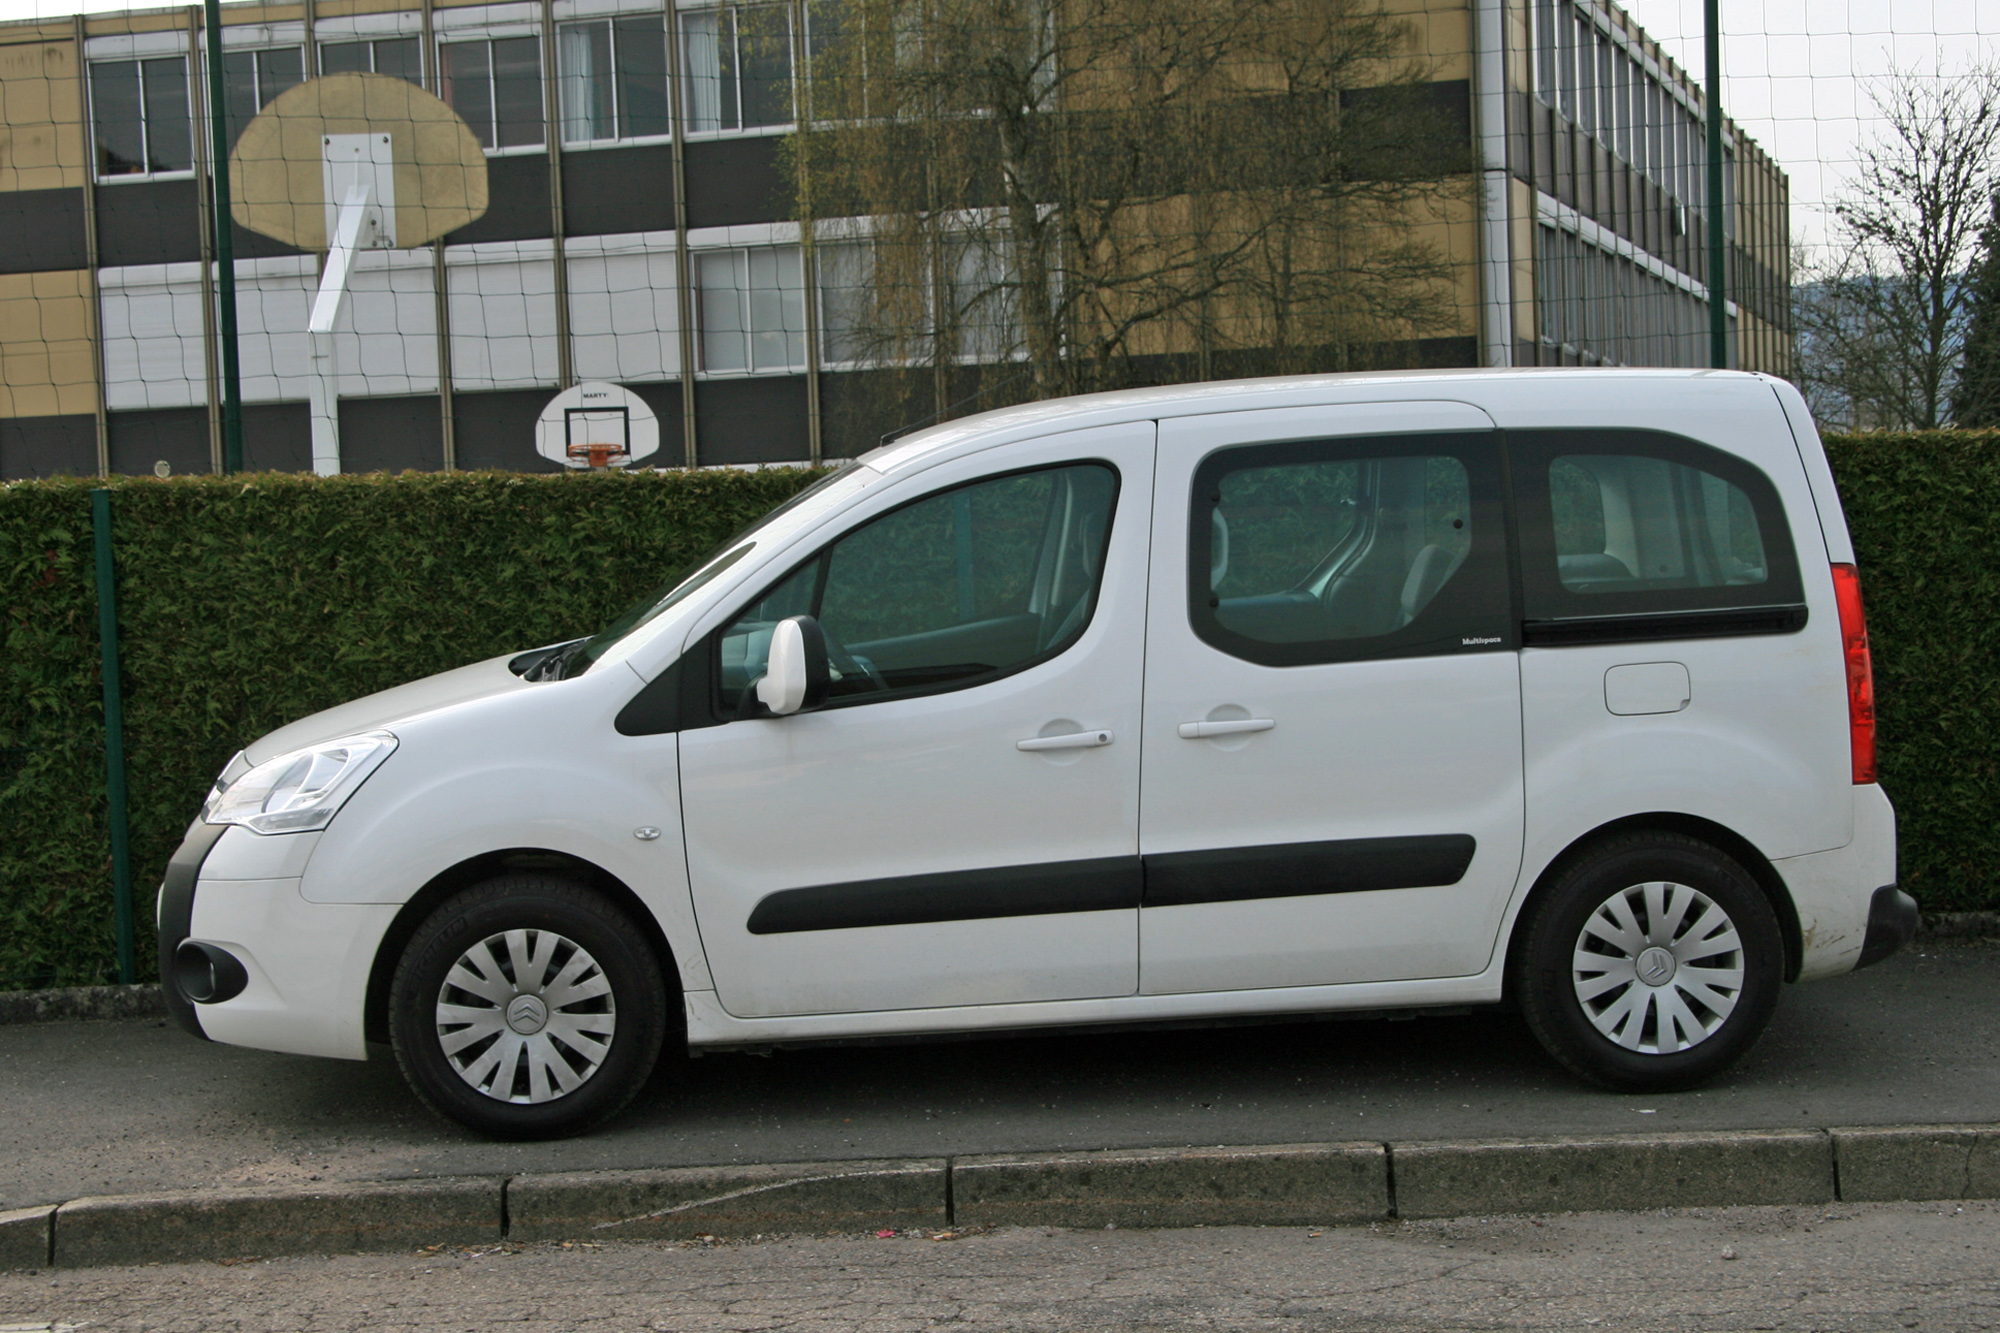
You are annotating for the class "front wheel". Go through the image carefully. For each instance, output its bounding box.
[389,875,668,1139]
[1515,832,1783,1091]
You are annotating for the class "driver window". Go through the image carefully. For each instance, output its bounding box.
[715,463,1118,713]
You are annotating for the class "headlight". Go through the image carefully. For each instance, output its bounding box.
[202,732,398,835]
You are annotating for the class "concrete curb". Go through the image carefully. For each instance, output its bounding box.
[0,984,166,1025]
[5,1124,1998,1270]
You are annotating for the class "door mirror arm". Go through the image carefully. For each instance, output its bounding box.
[749,615,832,718]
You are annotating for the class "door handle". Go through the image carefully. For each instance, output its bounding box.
[1017,729,1114,752]
[1178,718,1275,739]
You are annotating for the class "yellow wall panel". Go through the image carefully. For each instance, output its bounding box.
[0,39,85,192]
[0,269,98,419]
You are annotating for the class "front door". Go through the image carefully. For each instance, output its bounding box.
[1137,403,1526,994]
[679,422,1155,1017]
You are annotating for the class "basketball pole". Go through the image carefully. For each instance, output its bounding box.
[203,0,246,473]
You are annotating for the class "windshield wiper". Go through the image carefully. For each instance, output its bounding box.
[515,638,589,682]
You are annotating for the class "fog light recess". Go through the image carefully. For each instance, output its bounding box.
[174,941,249,1004]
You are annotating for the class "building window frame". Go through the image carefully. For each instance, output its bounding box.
[679,0,798,138]
[88,54,195,183]
[557,14,673,148]
[438,33,547,154]
[696,242,808,375]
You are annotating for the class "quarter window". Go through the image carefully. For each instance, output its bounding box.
[715,463,1118,713]
[1188,435,1512,666]
[90,57,193,178]
[1513,431,1804,639]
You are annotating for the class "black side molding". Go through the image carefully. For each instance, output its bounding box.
[748,856,1144,934]
[157,819,229,1039]
[745,835,1477,934]
[1522,603,1807,648]
[1855,885,1919,970]
[1144,835,1477,908]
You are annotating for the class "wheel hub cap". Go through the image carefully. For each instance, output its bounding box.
[434,928,617,1104]
[1571,881,1745,1055]
[505,994,549,1035]
[1635,946,1677,987]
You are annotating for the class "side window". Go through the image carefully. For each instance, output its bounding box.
[715,463,1118,713]
[1515,431,1805,640]
[1189,434,1512,666]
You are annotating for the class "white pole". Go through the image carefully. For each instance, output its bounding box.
[307,181,372,476]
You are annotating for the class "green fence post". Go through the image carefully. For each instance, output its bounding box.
[91,488,136,985]
[1705,0,1729,369]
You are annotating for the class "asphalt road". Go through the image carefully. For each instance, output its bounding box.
[1,941,1996,1211]
[4,1202,1997,1331]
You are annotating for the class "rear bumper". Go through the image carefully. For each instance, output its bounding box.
[1773,782,1899,981]
[1856,885,1920,970]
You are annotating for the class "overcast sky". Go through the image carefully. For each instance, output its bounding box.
[3,0,1993,252]
[1628,1,1999,249]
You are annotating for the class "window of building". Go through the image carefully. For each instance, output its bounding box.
[222,46,305,150]
[558,16,670,144]
[697,245,806,373]
[715,463,1119,713]
[440,36,543,150]
[817,239,876,364]
[320,37,423,84]
[1187,436,1512,667]
[90,57,192,178]
[682,4,793,133]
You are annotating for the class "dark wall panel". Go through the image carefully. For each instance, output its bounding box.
[683,136,793,230]
[452,387,561,471]
[563,143,676,237]
[0,188,88,274]
[0,413,97,479]
[242,400,313,472]
[625,380,686,467]
[694,375,810,465]
[339,394,445,473]
[447,154,553,245]
[95,180,201,267]
[107,405,209,476]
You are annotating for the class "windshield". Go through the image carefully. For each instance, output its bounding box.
[564,463,862,676]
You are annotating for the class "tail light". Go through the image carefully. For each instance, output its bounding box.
[1831,564,1876,784]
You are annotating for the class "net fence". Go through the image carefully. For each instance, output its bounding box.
[0,0,1995,479]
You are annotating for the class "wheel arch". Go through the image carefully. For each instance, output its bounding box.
[363,848,684,1046]
[1503,812,1803,992]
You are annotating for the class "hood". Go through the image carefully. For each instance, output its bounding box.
[244,650,535,764]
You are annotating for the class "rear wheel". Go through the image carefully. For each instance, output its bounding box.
[1515,832,1782,1091]
[390,875,668,1139]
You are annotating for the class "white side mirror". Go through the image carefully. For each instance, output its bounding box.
[754,615,831,716]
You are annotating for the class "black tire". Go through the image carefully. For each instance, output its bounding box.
[389,875,668,1139]
[1514,832,1783,1092]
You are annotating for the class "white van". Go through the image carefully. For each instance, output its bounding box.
[160,369,1912,1138]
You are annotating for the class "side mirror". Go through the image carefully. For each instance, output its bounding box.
[754,615,831,717]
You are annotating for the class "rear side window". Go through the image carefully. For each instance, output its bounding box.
[1514,431,1805,644]
[714,462,1118,712]
[1188,433,1513,666]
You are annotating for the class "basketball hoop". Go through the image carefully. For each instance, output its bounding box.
[538,384,660,469]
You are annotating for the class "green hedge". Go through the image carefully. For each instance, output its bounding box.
[3,431,1997,988]
[1824,431,2000,912]
[0,468,821,989]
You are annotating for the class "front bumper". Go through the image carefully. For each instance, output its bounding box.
[156,821,393,1061]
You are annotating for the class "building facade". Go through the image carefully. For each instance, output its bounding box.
[0,0,1790,478]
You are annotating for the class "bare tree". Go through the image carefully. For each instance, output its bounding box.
[1795,65,2000,430]
[793,0,1474,431]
